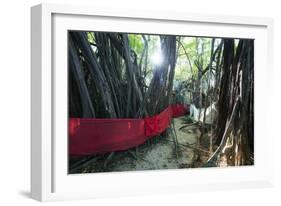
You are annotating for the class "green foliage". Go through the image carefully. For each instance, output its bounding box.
[128,34,144,55]
[85,31,218,89]
[86,32,95,44]
[174,37,214,82]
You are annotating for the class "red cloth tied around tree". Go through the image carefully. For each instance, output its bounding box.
[171,104,190,117]
[69,104,189,156]
[69,118,81,137]
[69,118,145,155]
[144,106,172,137]
[144,115,159,137]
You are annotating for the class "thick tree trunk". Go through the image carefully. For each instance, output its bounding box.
[206,39,254,167]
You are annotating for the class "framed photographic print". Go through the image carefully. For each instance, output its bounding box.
[31,3,274,201]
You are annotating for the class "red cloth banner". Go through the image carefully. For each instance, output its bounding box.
[69,104,189,156]
[171,104,189,117]
[144,107,172,137]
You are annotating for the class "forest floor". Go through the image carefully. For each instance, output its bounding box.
[106,116,198,172]
[70,116,213,174]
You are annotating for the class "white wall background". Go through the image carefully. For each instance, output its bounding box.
[0,0,280,205]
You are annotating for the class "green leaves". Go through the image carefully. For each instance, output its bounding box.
[128,34,144,55]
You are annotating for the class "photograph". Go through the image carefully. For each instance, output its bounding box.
[68,31,254,174]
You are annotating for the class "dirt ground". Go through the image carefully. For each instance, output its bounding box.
[70,116,208,174]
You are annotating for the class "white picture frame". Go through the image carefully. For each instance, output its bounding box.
[31,3,274,202]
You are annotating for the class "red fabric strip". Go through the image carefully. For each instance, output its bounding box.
[69,104,189,156]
